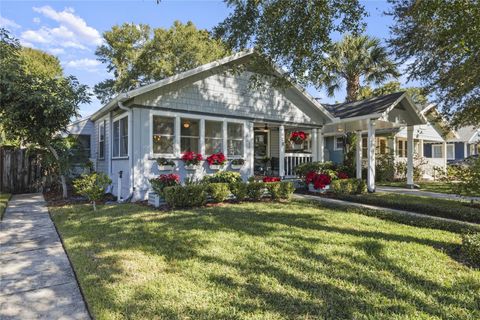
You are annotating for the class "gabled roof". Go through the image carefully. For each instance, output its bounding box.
[91,50,335,122]
[321,92,405,119]
[449,126,480,143]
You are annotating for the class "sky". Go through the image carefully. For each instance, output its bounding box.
[0,0,413,118]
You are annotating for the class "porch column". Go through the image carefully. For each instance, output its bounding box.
[279,125,285,178]
[418,139,424,158]
[311,129,318,162]
[367,119,376,192]
[246,121,254,178]
[406,125,414,188]
[222,120,228,156]
[199,119,206,156]
[318,131,324,162]
[442,141,447,170]
[356,130,362,179]
[174,116,181,157]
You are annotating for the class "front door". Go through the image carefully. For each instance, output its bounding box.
[254,130,269,175]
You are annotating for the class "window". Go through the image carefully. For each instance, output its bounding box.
[113,116,128,158]
[397,140,407,158]
[334,136,343,151]
[432,144,443,158]
[180,118,199,153]
[227,123,244,156]
[205,120,223,155]
[447,144,455,160]
[98,121,105,159]
[152,116,175,154]
[379,138,387,154]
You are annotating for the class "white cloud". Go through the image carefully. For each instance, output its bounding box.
[21,6,102,51]
[33,17,41,24]
[48,48,65,55]
[65,58,100,69]
[0,16,21,29]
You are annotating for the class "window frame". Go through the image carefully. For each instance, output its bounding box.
[432,144,443,159]
[149,110,246,159]
[98,120,105,160]
[397,139,407,158]
[446,143,455,160]
[112,114,129,159]
[180,118,200,154]
[226,122,244,158]
[152,115,176,157]
[334,136,343,151]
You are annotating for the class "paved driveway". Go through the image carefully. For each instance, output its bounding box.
[0,194,90,320]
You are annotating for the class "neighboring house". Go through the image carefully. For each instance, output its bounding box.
[446,126,480,162]
[74,51,427,200]
[322,97,453,180]
[65,117,95,175]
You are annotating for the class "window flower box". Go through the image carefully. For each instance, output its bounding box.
[185,164,199,171]
[206,152,226,170]
[209,164,222,170]
[305,171,332,193]
[231,158,244,170]
[308,183,330,193]
[181,151,203,170]
[156,157,175,171]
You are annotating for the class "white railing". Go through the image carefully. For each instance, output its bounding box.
[285,153,312,177]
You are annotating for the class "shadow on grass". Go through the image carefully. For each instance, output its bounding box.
[51,201,480,319]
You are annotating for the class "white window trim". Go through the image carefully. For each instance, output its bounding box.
[334,136,343,151]
[397,139,407,158]
[112,113,129,159]
[446,143,455,160]
[149,110,246,159]
[432,144,443,159]
[98,120,105,160]
[227,122,245,158]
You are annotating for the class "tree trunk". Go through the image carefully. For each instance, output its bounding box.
[346,75,360,102]
[92,201,97,211]
[47,145,68,199]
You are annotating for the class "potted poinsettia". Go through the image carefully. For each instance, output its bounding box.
[305,171,332,193]
[148,173,180,207]
[290,131,308,148]
[156,157,175,171]
[231,158,245,170]
[206,152,226,170]
[181,151,203,170]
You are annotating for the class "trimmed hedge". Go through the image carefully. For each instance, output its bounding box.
[203,171,242,184]
[335,193,480,224]
[461,233,480,267]
[330,179,367,195]
[266,182,281,200]
[207,183,230,203]
[246,182,265,201]
[164,185,207,208]
[229,182,248,202]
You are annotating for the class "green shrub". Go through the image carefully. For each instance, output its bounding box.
[207,183,230,203]
[452,157,480,198]
[279,181,295,200]
[73,172,112,211]
[163,185,207,208]
[203,171,242,184]
[266,182,281,200]
[461,232,480,267]
[295,161,336,177]
[229,182,248,201]
[246,182,265,201]
[331,179,367,195]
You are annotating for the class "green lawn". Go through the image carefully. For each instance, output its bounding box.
[50,201,480,320]
[378,181,456,194]
[0,193,10,220]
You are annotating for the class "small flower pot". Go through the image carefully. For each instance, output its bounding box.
[148,192,165,208]
[157,165,175,171]
[231,164,243,170]
[184,164,198,171]
[308,183,330,193]
[209,164,223,170]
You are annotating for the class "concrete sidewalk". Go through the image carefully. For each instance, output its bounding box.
[0,194,90,320]
[376,186,480,202]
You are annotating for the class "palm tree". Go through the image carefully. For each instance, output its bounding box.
[319,34,399,102]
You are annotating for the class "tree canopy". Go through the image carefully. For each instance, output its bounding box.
[317,34,399,102]
[19,47,63,78]
[388,0,480,128]
[214,0,366,86]
[94,21,230,103]
[358,81,428,107]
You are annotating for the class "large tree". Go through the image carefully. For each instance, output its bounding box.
[358,81,428,107]
[214,0,366,86]
[94,21,230,103]
[0,29,90,198]
[318,34,399,102]
[388,0,480,128]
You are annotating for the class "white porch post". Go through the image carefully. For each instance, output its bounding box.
[356,130,362,179]
[418,139,424,158]
[311,129,318,162]
[174,116,181,157]
[279,125,285,178]
[406,125,414,187]
[318,130,324,162]
[246,121,254,178]
[367,120,376,192]
[199,119,205,156]
[222,120,228,156]
[442,141,447,170]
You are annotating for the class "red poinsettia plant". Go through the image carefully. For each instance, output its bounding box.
[263,176,281,183]
[149,173,180,196]
[206,152,226,165]
[337,172,349,179]
[181,151,203,166]
[290,131,308,144]
[305,171,332,190]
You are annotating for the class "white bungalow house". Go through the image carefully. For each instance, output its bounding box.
[69,51,427,200]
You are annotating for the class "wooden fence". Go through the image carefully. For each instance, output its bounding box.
[0,147,42,194]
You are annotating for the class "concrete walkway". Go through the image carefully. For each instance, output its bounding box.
[0,194,90,320]
[376,186,480,202]
[294,193,479,228]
